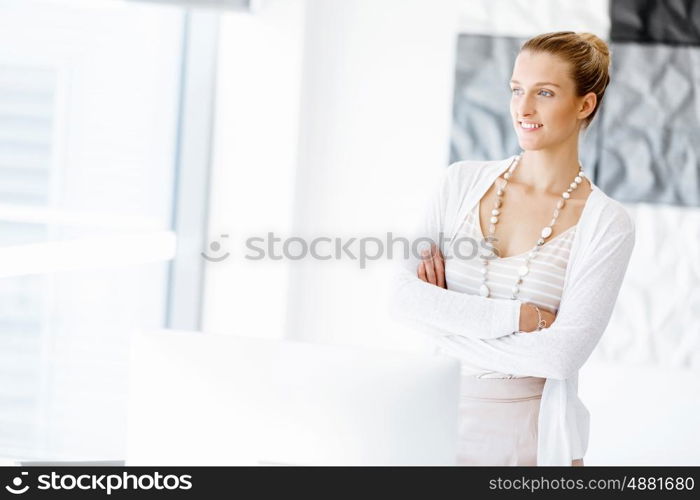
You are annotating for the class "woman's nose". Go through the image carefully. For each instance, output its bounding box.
[517,95,535,116]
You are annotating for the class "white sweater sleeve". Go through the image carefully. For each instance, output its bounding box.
[434,217,636,380]
[388,162,522,340]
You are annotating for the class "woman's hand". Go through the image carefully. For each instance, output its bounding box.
[416,245,556,332]
[519,303,557,333]
[417,243,446,289]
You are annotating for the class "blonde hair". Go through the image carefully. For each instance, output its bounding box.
[520,31,612,129]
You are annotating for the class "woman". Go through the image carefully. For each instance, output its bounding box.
[389,32,635,466]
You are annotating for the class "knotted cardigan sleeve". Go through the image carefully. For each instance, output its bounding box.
[388,161,523,340]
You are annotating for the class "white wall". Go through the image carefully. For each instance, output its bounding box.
[204,0,461,353]
[203,0,306,339]
[580,360,700,465]
[580,201,700,465]
[286,0,460,353]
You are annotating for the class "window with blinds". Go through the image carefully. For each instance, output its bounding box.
[0,0,184,461]
[0,65,56,457]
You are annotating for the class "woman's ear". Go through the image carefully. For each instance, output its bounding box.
[577,92,597,121]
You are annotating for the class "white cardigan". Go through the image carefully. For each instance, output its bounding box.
[389,155,636,465]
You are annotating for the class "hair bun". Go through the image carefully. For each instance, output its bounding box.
[578,32,610,58]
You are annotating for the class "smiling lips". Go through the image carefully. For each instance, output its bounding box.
[519,121,543,131]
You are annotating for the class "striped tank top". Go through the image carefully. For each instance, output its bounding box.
[442,198,577,378]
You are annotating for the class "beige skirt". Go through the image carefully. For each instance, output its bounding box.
[456,375,546,466]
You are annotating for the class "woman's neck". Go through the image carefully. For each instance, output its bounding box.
[515,149,582,197]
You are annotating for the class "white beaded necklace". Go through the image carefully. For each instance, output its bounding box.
[479,151,585,300]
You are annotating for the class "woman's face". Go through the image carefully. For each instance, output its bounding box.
[509,50,592,150]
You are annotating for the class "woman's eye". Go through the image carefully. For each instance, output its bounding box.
[510,88,553,97]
